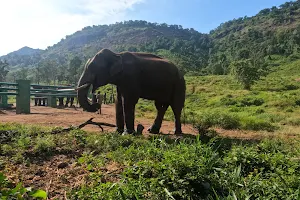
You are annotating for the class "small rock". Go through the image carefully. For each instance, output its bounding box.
[136,124,144,135]
[35,169,46,177]
[58,162,68,169]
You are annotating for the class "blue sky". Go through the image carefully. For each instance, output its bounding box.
[126,0,290,33]
[0,0,291,56]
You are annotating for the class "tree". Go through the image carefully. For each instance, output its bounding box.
[31,66,42,84]
[230,53,267,90]
[38,59,55,84]
[0,60,9,81]
[67,56,82,85]
[56,65,67,84]
[16,67,29,80]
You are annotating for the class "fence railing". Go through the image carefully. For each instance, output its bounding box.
[0,80,77,114]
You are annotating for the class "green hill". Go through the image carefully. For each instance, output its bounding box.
[2,1,300,76]
[1,21,211,73]
[206,1,300,74]
[1,47,43,69]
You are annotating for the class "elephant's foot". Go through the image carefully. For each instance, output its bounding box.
[147,124,161,134]
[174,129,183,135]
[121,129,135,136]
[116,128,124,134]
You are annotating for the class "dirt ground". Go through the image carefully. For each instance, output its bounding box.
[0,103,276,140]
[0,103,197,135]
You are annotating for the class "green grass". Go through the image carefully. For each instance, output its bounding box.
[7,96,16,104]
[1,123,300,199]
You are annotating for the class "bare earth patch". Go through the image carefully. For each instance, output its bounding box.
[5,155,88,199]
[0,103,283,140]
[0,104,197,135]
[4,156,125,199]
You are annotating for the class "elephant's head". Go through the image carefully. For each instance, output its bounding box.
[77,49,123,112]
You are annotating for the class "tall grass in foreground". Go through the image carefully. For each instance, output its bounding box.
[1,123,300,199]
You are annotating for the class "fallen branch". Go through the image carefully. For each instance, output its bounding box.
[50,118,116,134]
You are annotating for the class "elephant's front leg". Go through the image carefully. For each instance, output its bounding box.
[122,96,138,135]
[115,87,124,134]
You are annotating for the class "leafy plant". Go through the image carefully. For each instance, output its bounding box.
[0,172,47,199]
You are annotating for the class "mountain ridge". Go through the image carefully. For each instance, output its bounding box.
[2,46,43,57]
[2,0,300,74]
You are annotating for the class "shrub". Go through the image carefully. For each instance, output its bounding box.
[295,99,300,106]
[220,97,237,106]
[230,57,268,90]
[0,172,47,199]
[240,97,264,106]
[255,108,265,114]
[284,84,299,90]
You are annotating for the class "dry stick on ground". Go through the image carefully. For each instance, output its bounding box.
[50,117,116,134]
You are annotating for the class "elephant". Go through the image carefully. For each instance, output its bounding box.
[76,48,186,135]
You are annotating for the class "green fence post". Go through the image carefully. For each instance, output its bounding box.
[0,84,8,108]
[16,80,30,114]
[1,89,8,108]
[48,95,57,108]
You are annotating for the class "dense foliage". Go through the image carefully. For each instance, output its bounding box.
[0,60,9,82]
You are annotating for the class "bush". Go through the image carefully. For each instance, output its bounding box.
[0,172,47,199]
[230,57,268,90]
[284,84,299,90]
[240,97,264,106]
[255,108,265,114]
[220,97,237,106]
[295,99,300,106]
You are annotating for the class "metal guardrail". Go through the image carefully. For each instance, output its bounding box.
[30,84,74,89]
[0,82,18,86]
[0,92,18,95]
[0,81,78,113]
[30,93,77,96]
[0,87,18,91]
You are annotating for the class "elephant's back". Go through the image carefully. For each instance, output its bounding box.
[137,59,181,102]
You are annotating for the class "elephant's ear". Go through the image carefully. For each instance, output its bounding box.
[109,55,123,76]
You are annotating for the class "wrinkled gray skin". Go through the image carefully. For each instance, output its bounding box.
[77,49,186,135]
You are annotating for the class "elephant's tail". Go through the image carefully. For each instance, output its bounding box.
[183,104,186,125]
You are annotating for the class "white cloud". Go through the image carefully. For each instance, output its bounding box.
[0,0,144,56]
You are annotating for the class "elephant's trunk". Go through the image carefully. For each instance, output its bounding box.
[77,83,99,112]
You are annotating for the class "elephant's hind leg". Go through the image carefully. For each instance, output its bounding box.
[171,79,185,135]
[171,104,183,135]
[148,101,169,134]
